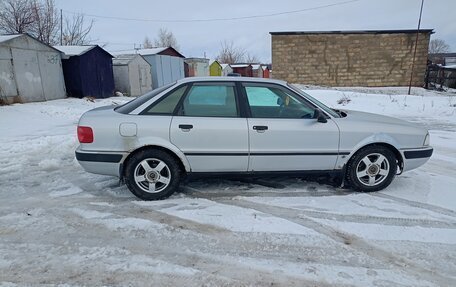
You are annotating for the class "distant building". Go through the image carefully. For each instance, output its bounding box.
[184,58,209,77]
[55,45,114,98]
[112,54,152,97]
[117,47,185,89]
[220,64,233,76]
[231,64,253,77]
[429,53,456,67]
[262,65,270,78]
[209,60,222,76]
[270,29,433,87]
[0,34,66,103]
[251,64,263,78]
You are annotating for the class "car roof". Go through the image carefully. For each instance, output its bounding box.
[175,76,287,85]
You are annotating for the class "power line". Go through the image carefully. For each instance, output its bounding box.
[63,0,361,23]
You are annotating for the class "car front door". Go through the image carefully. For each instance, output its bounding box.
[170,82,249,172]
[242,83,340,171]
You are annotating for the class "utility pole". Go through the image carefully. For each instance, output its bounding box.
[60,9,63,45]
[408,0,425,95]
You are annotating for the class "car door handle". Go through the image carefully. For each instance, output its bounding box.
[179,124,193,130]
[253,125,268,131]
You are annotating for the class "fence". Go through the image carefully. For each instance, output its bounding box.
[425,64,456,90]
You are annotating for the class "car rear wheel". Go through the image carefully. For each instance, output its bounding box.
[124,149,181,200]
[346,146,397,192]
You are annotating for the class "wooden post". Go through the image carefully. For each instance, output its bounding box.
[408,0,425,95]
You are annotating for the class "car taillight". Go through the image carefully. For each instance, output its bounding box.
[77,126,93,143]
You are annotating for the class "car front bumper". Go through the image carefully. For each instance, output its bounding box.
[75,147,127,177]
[400,146,433,172]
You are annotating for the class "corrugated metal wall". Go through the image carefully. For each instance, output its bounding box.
[127,56,152,96]
[61,47,114,98]
[210,62,222,76]
[0,35,66,103]
[185,59,209,77]
[221,66,232,76]
[143,55,184,89]
[113,65,129,95]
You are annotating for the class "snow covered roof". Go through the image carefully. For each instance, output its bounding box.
[54,45,96,56]
[112,54,143,65]
[210,60,227,69]
[230,64,251,68]
[113,47,184,58]
[1,34,62,53]
[135,47,167,55]
[0,34,22,44]
[261,65,269,70]
[251,64,261,70]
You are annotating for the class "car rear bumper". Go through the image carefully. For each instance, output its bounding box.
[75,147,127,177]
[400,147,433,172]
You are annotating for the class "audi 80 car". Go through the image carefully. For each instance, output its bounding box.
[76,77,433,200]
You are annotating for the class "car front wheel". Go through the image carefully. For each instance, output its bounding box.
[124,149,181,200]
[346,146,397,192]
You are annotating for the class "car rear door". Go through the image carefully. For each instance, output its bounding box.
[242,83,340,171]
[170,82,249,172]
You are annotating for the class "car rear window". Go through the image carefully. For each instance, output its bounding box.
[115,83,174,114]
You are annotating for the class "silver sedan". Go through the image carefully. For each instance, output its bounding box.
[76,77,433,200]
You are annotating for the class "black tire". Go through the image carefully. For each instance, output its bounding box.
[124,149,181,200]
[346,145,397,192]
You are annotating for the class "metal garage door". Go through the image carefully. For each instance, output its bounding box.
[12,48,45,102]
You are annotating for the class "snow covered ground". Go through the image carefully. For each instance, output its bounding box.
[1,87,455,286]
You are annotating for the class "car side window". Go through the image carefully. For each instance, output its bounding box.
[179,84,238,117]
[144,85,187,115]
[244,85,316,119]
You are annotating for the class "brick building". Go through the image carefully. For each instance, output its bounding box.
[270,30,433,87]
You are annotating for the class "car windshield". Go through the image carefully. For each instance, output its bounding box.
[288,84,340,118]
[115,82,175,114]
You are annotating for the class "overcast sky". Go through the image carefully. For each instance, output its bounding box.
[58,0,456,62]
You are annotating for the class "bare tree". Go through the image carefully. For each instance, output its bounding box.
[31,0,59,44]
[62,13,94,45]
[0,0,36,34]
[245,53,260,64]
[143,36,153,48]
[0,0,94,45]
[429,39,450,54]
[216,40,246,64]
[153,28,180,51]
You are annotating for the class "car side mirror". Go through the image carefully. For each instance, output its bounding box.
[313,109,327,123]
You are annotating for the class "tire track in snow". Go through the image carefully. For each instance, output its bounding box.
[64,204,424,286]
[47,194,399,274]
[188,192,456,287]
[268,207,456,229]
[0,241,327,287]
[16,198,339,286]
[107,202,233,236]
[371,192,456,219]
[186,188,456,229]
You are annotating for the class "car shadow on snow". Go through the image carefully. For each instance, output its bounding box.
[179,174,355,199]
[79,173,356,201]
